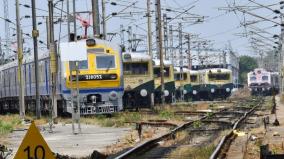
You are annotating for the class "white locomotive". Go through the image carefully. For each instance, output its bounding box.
[247,68,279,95]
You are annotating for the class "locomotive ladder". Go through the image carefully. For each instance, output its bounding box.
[70,61,81,134]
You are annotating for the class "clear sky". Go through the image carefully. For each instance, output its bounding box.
[0,0,281,58]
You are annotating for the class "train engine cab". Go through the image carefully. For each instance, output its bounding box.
[206,68,233,99]
[122,52,154,109]
[61,38,123,115]
[248,68,279,96]
[174,67,191,101]
[153,60,175,104]
[193,68,233,100]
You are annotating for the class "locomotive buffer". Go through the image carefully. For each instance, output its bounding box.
[70,61,81,134]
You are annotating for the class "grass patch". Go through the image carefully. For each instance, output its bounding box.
[57,108,185,127]
[159,110,174,119]
[0,115,22,135]
[66,112,145,127]
[169,144,215,159]
[263,97,274,110]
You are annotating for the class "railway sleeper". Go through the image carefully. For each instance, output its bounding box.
[127,121,178,140]
[189,128,222,132]
[201,120,233,127]
[174,111,208,115]
[214,111,245,116]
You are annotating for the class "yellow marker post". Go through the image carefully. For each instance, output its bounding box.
[14,121,55,159]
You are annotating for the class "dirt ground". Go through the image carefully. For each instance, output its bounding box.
[5,123,130,158]
[0,96,239,159]
[227,95,284,159]
[229,87,251,100]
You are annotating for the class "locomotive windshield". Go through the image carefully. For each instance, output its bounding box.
[250,76,256,81]
[123,62,148,75]
[174,73,188,80]
[96,55,115,69]
[154,67,170,77]
[190,75,198,82]
[262,76,268,81]
[208,73,230,81]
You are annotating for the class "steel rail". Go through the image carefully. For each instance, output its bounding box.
[209,101,262,159]
[114,109,226,159]
[115,99,261,159]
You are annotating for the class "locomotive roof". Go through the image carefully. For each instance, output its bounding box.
[189,70,199,75]
[122,52,151,62]
[197,68,231,73]
[248,70,279,76]
[60,38,120,61]
[206,68,232,73]
[174,67,190,73]
[247,68,276,75]
[153,59,172,66]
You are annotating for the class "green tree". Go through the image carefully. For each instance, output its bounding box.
[239,56,258,84]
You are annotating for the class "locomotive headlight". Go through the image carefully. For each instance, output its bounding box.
[140,89,148,97]
[109,91,118,100]
[164,90,169,97]
[91,95,97,103]
[226,88,231,92]
[211,88,215,93]
[262,88,265,91]
[193,90,197,95]
[183,90,187,94]
[86,38,96,46]
[110,74,117,79]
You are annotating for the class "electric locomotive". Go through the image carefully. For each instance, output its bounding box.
[192,68,233,100]
[0,38,124,115]
[247,68,279,96]
[122,52,154,109]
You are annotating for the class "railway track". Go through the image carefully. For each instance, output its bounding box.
[113,97,263,159]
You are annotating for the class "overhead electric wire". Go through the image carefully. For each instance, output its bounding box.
[201,25,242,39]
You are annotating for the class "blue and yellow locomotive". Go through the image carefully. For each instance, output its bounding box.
[0,38,124,115]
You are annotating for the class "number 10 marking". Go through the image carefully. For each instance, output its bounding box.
[24,145,45,159]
